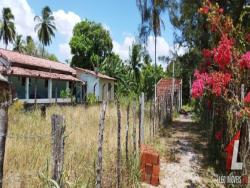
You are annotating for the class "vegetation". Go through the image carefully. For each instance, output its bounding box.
[70,20,113,70]
[0,7,16,49]
[5,102,152,187]
[34,6,56,57]
[13,34,25,53]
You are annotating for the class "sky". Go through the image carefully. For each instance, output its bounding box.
[0,0,186,66]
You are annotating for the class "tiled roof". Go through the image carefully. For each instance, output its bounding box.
[157,78,181,98]
[7,66,83,82]
[0,48,76,74]
[74,67,116,81]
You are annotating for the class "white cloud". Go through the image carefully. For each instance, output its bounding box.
[53,10,81,39]
[113,36,135,60]
[113,35,188,68]
[59,43,71,61]
[0,0,36,40]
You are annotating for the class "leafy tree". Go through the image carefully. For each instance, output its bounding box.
[136,0,167,82]
[70,20,113,70]
[0,7,16,49]
[34,6,56,57]
[13,34,25,53]
[142,62,166,99]
[128,43,143,85]
[25,35,37,56]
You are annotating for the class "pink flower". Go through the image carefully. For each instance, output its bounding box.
[202,49,213,58]
[240,51,250,69]
[192,79,205,98]
[244,92,250,104]
[208,72,231,96]
[213,35,233,69]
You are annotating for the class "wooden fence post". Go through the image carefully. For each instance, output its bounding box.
[0,106,8,188]
[241,84,245,102]
[51,114,65,187]
[125,102,130,162]
[116,99,121,188]
[139,93,144,145]
[132,101,137,155]
[96,100,107,188]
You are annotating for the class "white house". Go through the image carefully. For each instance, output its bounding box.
[0,49,84,104]
[75,67,116,101]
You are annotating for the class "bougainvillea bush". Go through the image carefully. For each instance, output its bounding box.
[192,0,250,174]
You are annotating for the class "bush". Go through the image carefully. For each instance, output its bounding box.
[60,88,72,98]
[86,93,97,105]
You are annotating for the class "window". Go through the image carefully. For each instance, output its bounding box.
[45,79,48,88]
[21,77,25,86]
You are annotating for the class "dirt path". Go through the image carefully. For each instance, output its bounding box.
[143,114,224,188]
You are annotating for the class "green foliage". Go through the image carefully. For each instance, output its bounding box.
[34,6,56,56]
[0,7,16,49]
[86,93,97,105]
[60,88,72,99]
[13,34,25,53]
[141,62,166,99]
[70,20,113,70]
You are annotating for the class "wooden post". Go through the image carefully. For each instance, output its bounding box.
[0,106,8,188]
[149,100,152,139]
[34,78,37,105]
[132,101,137,155]
[125,102,130,162]
[241,84,245,102]
[41,105,46,118]
[138,96,141,148]
[51,114,65,187]
[140,93,144,145]
[96,100,107,188]
[116,99,121,188]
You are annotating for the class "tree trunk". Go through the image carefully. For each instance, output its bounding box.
[154,36,157,135]
[116,99,121,188]
[96,100,107,188]
[51,114,65,187]
[132,101,137,155]
[0,106,8,188]
[42,44,44,57]
[125,102,130,163]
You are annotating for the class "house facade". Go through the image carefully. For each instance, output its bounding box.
[0,49,84,104]
[75,67,115,102]
[156,78,182,110]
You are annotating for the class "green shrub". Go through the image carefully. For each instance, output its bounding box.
[60,88,71,98]
[86,93,97,105]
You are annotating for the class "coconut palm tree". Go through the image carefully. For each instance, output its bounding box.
[34,6,56,57]
[0,7,16,49]
[13,35,25,53]
[136,0,167,95]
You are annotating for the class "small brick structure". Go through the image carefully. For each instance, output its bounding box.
[140,144,160,186]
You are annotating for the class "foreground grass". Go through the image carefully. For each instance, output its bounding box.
[4,102,152,187]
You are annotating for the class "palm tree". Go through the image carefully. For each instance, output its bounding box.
[34,6,56,57]
[25,35,37,55]
[0,7,16,49]
[13,35,25,53]
[136,0,167,96]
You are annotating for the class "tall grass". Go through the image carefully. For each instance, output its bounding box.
[4,102,152,187]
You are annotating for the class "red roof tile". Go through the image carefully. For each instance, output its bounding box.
[0,48,76,74]
[157,78,181,98]
[75,67,116,81]
[7,66,83,82]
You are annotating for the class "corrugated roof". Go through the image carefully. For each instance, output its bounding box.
[7,66,83,82]
[0,48,76,74]
[75,67,116,81]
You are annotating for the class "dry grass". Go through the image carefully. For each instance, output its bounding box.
[4,102,152,187]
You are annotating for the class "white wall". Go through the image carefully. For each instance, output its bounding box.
[79,73,100,100]
[99,79,115,101]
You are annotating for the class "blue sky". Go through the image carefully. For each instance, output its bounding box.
[0,0,182,64]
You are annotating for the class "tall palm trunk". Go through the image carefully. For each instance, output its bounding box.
[153,35,157,133]
[42,44,44,57]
